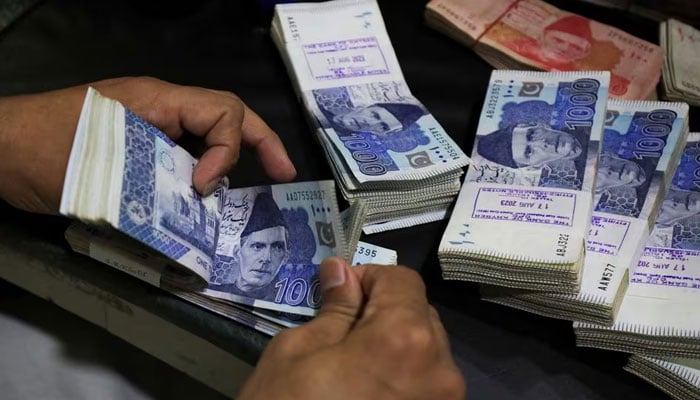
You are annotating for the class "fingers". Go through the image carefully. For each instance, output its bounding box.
[354,264,430,317]
[98,78,296,196]
[301,257,364,347]
[241,105,297,182]
[172,87,295,193]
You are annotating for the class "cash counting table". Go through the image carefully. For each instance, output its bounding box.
[1,0,697,398]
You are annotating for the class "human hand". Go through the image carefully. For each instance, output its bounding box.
[237,257,465,400]
[0,76,296,214]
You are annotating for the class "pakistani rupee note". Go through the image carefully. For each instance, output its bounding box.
[426,0,662,99]
[482,100,689,324]
[440,70,609,274]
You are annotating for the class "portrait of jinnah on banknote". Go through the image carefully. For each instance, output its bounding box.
[649,143,700,250]
[212,192,293,300]
[474,116,589,190]
[592,127,654,218]
[488,8,633,97]
[313,82,427,137]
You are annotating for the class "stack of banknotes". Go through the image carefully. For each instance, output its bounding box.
[481,100,690,325]
[424,0,663,100]
[439,70,610,293]
[625,356,700,400]
[61,86,402,333]
[270,0,470,234]
[573,134,700,357]
[660,19,700,107]
[65,222,397,336]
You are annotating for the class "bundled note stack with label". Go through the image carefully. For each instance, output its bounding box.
[439,70,609,293]
[625,356,700,400]
[660,19,700,107]
[61,87,354,320]
[271,0,470,234]
[425,0,662,100]
[481,100,689,325]
[574,134,700,357]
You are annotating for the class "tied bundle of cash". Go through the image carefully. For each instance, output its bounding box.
[270,0,470,234]
[65,221,397,336]
[425,0,662,100]
[625,356,700,400]
[60,87,352,316]
[660,19,700,107]
[574,134,700,358]
[439,70,610,293]
[481,100,690,325]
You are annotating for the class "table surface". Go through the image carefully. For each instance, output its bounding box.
[1,0,696,399]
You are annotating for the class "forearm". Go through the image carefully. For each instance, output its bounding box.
[0,89,83,213]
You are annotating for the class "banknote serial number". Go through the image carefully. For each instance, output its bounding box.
[286,190,326,202]
[555,233,569,257]
[598,263,616,291]
[484,82,501,119]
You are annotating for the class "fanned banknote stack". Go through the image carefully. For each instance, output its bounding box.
[660,19,700,107]
[61,87,358,320]
[439,70,610,293]
[425,0,662,100]
[481,100,690,325]
[625,356,700,400]
[270,0,470,234]
[65,222,398,336]
[574,134,700,357]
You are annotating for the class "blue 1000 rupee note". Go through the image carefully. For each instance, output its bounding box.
[304,81,468,182]
[60,87,223,284]
[480,101,690,322]
[580,100,689,308]
[573,136,700,343]
[202,181,346,316]
[594,101,689,219]
[441,70,610,266]
[631,132,700,290]
[118,107,223,283]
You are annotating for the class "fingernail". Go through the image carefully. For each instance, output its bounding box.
[320,257,346,291]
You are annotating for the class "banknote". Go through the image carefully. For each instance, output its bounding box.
[305,81,468,182]
[273,0,469,184]
[61,87,223,284]
[638,137,700,254]
[441,70,609,267]
[574,135,700,357]
[480,100,689,324]
[351,241,398,266]
[594,101,688,219]
[426,0,662,99]
[583,101,687,298]
[203,181,346,316]
[660,19,700,105]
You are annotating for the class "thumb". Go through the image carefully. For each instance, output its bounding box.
[302,257,364,346]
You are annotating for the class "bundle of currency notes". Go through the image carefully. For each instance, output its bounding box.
[270,0,470,234]
[660,19,700,107]
[60,87,356,317]
[65,222,397,336]
[481,100,690,325]
[425,0,662,100]
[625,356,700,400]
[574,134,700,358]
[439,70,610,293]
